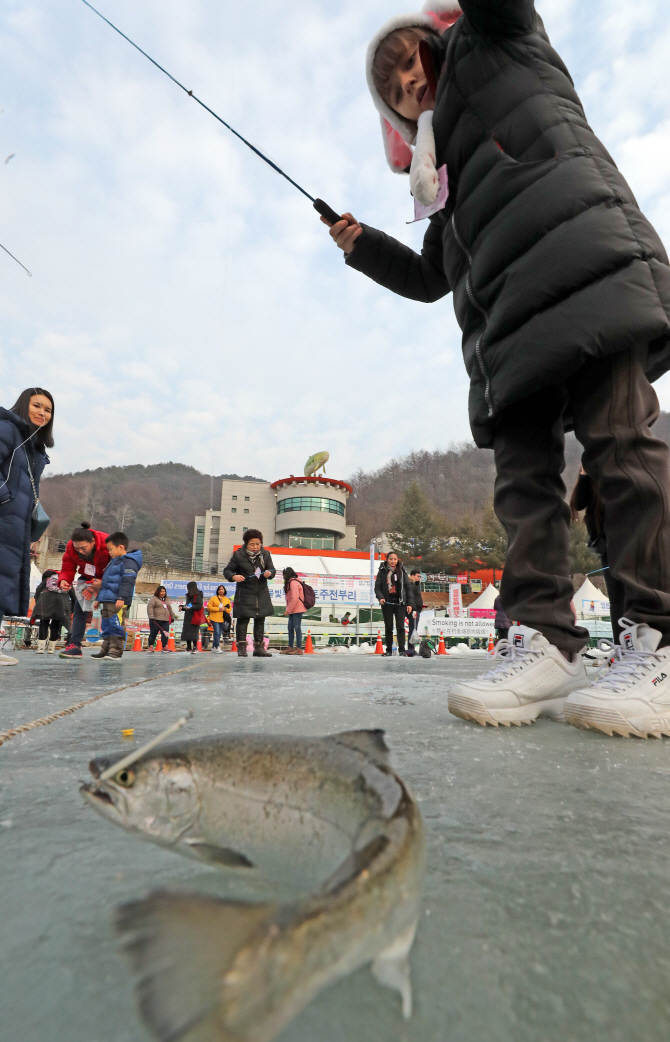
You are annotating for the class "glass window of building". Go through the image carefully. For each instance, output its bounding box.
[277,497,344,516]
[244,509,249,514]
[230,526,236,531]
[232,495,237,500]
[244,496,250,501]
[243,527,248,532]
[231,508,236,513]
[288,530,336,550]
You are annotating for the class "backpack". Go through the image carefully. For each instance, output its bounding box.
[298,580,316,609]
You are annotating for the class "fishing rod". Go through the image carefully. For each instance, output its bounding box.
[0,242,31,276]
[79,0,344,227]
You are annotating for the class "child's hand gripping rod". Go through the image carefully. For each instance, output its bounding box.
[80,1,347,231]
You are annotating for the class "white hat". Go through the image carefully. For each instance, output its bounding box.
[366,2,462,204]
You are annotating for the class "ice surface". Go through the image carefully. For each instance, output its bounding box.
[2,651,670,1042]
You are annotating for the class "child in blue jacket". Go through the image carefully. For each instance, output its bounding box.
[93,532,142,660]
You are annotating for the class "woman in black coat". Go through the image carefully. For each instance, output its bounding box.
[0,388,54,666]
[375,551,412,656]
[223,529,275,657]
[179,581,204,654]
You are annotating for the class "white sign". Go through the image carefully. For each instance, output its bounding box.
[422,617,494,638]
[581,598,610,616]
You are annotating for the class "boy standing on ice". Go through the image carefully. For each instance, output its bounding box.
[327,0,670,737]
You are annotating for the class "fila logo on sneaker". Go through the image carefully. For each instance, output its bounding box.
[513,633,524,648]
[623,632,635,651]
[652,673,668,687]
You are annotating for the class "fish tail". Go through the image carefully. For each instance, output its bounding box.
[116,890,277,1042]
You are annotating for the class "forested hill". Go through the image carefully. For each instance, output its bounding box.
[39,463,265,551]
[347,411,670,548]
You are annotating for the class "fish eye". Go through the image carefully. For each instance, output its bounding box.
[115,768,136,788]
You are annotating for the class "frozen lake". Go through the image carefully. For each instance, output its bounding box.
[2,650,670,1042]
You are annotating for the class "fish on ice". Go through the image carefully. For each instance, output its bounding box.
[82,729,425,1042]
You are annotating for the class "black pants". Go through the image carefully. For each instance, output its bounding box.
[236,616,265,643]
[494,347,670,654]
[601,551,626,646]
[495,627,509,643]
[148,619,169,648]
[382,603,406,653]
[38,618,62,641]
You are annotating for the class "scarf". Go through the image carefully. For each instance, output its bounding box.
[245,546,265,573]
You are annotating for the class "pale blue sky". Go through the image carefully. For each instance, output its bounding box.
[2,0,670,480]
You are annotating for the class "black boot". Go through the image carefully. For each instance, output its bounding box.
[92,640,110,659]
[253,641,272,657]
[237,642,248,657]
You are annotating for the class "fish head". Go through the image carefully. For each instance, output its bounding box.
[81,750,199,847]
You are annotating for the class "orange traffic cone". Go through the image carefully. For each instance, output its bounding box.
[487,632,495,653]
[155,632,163,652]
[374,630,384,655]
[167,626,176,652]
[132,631,142,652]
[231,635,238,652]
[196,634,202,652]
[304,630,314,654]
[437,632,447,655]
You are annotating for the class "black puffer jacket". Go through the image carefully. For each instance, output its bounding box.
[347,0,670,447]
[223,548,276,619]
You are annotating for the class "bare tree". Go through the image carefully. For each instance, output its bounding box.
[111,502,136,531]
[77,482,103,526]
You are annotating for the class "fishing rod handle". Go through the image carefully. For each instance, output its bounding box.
[313,198,346,226]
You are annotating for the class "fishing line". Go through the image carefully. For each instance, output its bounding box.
[0,664,200,748]
[79,0,343,226]
[99,710,193,780]
[0,241,32,276]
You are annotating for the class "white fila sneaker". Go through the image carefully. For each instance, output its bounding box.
[564,619,670,738]
[448,626,587,727]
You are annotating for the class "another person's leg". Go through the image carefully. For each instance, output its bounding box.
[395,604,406,653]
[236,616,249,656]
[602,559,625,646]
[147,619,159,650]
[571,347,670,642]
[212,621,221,650]
[93,604,115,659]
[287,614,295,649]
[253,616,271,656]
[381,604,394,654]
[449,385,587,727]
[60,599,86,658]
[294,613,303,650]
[565,347,670,735]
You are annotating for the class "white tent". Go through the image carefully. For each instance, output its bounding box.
[30,562,42,594]
[468,582,498,612]
[573,577,609,616]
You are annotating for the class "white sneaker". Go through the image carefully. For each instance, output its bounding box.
[0,650,19,665]
[565,619,670,738]
[448,626,587,727]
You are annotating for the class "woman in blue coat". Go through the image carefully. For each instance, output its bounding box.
[0,388,54,665]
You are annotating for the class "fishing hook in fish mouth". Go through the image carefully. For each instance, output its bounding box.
[97,712,194,783]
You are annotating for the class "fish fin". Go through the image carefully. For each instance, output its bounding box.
[332,729,390,766]
[116,891,276,1042]
[371,919,419,1020]
[185,841,254,868]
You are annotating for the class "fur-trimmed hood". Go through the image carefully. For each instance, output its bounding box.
[366,1,462,204]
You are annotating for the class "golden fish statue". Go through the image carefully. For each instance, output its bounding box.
[304,451,329,477]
